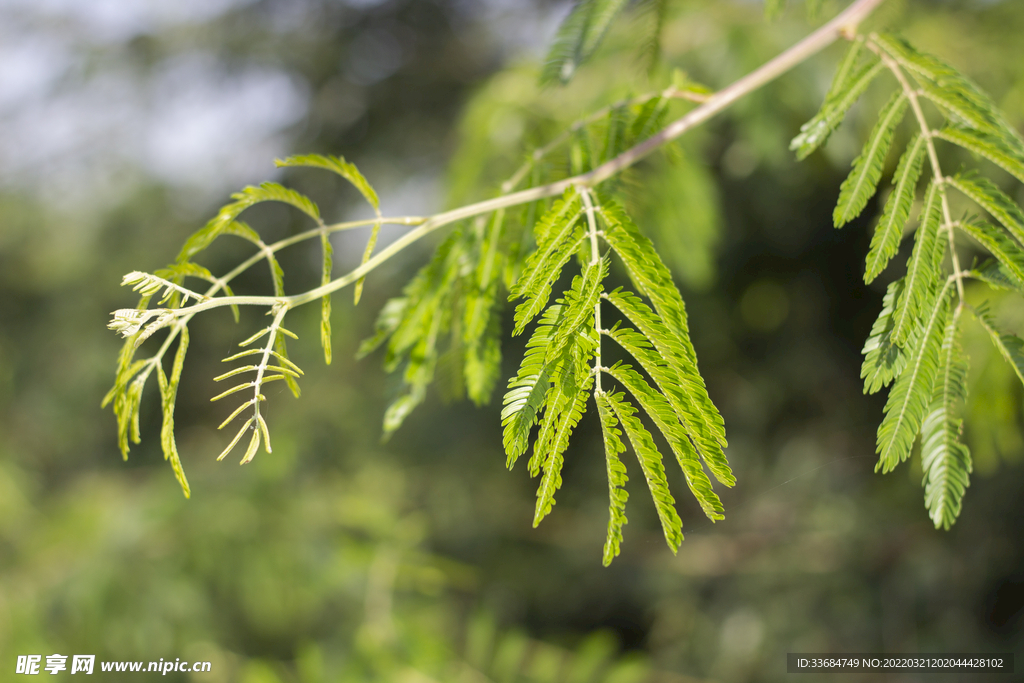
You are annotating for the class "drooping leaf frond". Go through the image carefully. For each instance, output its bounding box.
[602,388,684,553]
[464,210,506,404]
[604,290,732,485]
[540,0,630,86]
[604,362,724,521]
[834,91,908,228]
[876,281,953,473]
[595,392,629,566]
[920,306,971,530]
[864,133,927,283]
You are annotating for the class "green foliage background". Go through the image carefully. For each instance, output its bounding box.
[1,0,1022,681]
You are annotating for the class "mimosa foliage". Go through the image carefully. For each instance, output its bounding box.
[794,32,1024,529]
[105,0,1023,559]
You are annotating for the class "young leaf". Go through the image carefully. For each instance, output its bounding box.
[864,133,927,283]
[834,91,908,228]
[156,327,191,498]
[891,180,943,347]
[275,153,380,212]
[595,392,629,566]
[920,307,971,530]
[603,389,684,552]
[876,281,952,473]
[545,258,607,364]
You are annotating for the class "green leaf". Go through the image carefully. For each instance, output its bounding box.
[540,0,631,85]
[595,392,629,566]
[605,362,724,521]
[892,180,944,347]
[920,306,971,530]
[865,133,927,283]
[274,333,301,399]
[528,325,597,478]
[834,91,908,228]
[947,172,1024,246]
[502,305,562,466]
[603,389,684,552]
[862,278,913,395]
[967,259,1024,297]
[156,327,191,498]
[876,281,952,473]
[605,290,732,486]
[511,195,586,335]
[533,369,593,528]
[973,302,1024,388]
[873,34,1024,152]
[934,127,1024,185]
[790,48,884,160]
[275,153,380,212]
[546,257,607,364]
[176,183,319,264]
[956,219,1024,291]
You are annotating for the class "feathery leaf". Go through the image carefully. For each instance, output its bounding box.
[920,306,971,530]
[947,172,1024,246]
[605,362,724,521]
[595,392,629,566]
[865,133,927,283]
[604,389,684,552]
[862,278,914,394]
[956,219,1024,291]
[834,91,908,228]
[891,180,944,346]
[502,305,563,466]
[790,52,884,160]
[156,327,191,498]
[934,127,1024,185]
[605,290,732,485]
[876,281,952,473]
[275,153,380,212]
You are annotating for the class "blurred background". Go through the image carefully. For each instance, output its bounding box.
[1,0,1022,681]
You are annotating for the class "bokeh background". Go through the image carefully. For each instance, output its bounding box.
[1,0,1022,681]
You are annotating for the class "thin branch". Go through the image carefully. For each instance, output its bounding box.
[579,187,603,394]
